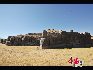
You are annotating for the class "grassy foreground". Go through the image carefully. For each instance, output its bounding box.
[0,44,93,66]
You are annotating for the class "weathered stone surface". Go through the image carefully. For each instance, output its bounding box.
[42,29,93,48]
[6,33,42,46]
[4,29,93,48]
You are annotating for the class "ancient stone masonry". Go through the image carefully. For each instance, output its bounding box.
[42,29,93,49]
[5,33,42,46]
[3,29,93,48]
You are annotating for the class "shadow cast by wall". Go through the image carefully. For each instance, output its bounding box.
[42,44,92,49]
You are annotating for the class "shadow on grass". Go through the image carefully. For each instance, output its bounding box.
[42,45,92,49]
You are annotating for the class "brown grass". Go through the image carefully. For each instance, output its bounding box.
[0,44,93,66]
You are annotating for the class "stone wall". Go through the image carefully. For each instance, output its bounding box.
[4,29,93,48]
[5,33,42,46]
[42,29,92,49]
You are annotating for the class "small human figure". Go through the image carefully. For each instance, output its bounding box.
[40,38,45,49]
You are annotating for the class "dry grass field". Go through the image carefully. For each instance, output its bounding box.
[0,43,93,66]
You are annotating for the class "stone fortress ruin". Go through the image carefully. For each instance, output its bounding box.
[0,29,93,49]
[42,29,93,48]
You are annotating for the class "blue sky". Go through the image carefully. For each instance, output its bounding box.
[0,4,93,39]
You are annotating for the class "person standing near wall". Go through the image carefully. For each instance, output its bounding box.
[40,38,45,49]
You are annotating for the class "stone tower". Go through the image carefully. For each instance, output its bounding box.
[42,30,47,38]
